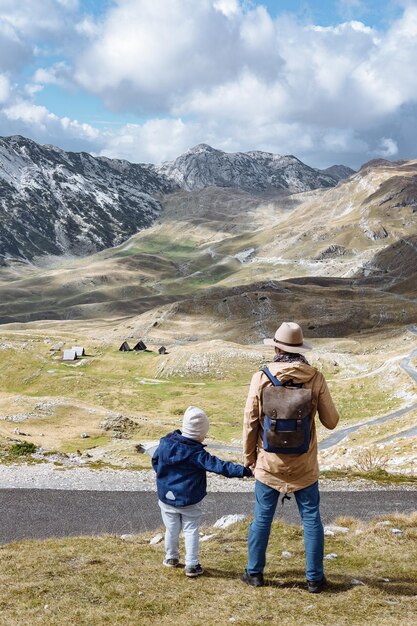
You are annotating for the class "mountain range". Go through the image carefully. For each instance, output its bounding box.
[0,136,354,263]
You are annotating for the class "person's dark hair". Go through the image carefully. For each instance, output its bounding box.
[273,351,309,365]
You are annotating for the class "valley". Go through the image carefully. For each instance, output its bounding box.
[0,141,416,481]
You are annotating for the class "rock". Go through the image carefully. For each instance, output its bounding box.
[281,551,292,558]
[200,533,218,542]
[50,342,65,351]
[324,553,338,560]
[149,533,164,545]
[324,525,349,535]
[315,244,347,260]
[81,433,90,438]
[100,414,139,439]
[120,534,136,542]
[213,514,247,529]
[391,528,403,535]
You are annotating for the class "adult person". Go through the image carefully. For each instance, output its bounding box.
[241,322,339,592]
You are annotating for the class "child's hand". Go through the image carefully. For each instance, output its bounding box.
[245,464,255,477]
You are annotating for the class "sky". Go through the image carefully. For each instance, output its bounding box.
[0,0,417,168]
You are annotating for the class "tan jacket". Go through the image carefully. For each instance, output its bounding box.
[243,361,339,493]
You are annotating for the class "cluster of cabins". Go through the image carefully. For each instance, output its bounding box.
[119,340,167,355]
[59,341,168,362]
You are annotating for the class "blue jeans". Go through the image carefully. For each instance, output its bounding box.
[247,480,324,581]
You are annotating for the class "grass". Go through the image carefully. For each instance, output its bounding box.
[330,377,404,424]
[0,515,416,625]
[320,469,417,485]
[0,333,414,468]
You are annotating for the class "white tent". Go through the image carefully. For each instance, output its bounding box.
[63,349,78,361]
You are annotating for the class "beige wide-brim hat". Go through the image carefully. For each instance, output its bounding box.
[263,322,312,353]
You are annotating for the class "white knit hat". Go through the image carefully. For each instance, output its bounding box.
[182,406,210,440]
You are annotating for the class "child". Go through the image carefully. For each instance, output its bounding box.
[152,405,252,577]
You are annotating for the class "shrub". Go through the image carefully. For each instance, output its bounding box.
[9,441,37,456]
[353,447,389,472]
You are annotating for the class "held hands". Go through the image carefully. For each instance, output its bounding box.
[245,462,256,477]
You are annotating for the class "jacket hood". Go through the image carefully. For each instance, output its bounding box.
[267,361,318,384]
[158,430,203,465]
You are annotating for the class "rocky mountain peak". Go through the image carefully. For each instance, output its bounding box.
[187,143,219,155]
[156,144,345,193]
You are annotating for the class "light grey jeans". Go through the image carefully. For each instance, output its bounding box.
[158,500,202,567]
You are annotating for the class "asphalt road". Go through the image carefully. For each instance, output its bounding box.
[1,489,416,544]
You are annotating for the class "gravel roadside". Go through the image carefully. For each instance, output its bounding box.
[0,463,414,492]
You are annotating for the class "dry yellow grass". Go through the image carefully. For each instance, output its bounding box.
[0,514,416,626]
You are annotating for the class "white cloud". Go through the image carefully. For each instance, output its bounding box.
[0,0,81,74]
[33,62,73,88]
[0,74,10,103]
[1,0,417,168]
[213,0,240,17]
[70,1,417,151]
[376,137,399,157]
[74,0,283,112]
[99,118,202,163]
[3,100,99,141]
[75,17,100,39]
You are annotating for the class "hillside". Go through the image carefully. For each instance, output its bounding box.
[0,136,174,263]
[0,158,414,338]
[0,144,415,475]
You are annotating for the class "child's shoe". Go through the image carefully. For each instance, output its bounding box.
[163,558,180,567]
[185,563,204,577]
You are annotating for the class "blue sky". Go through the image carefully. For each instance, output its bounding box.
[0,0,416,167]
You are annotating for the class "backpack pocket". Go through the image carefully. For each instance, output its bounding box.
[264,414,310,454]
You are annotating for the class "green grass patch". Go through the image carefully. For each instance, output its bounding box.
[59,435,109,455]
[113,234,198,260]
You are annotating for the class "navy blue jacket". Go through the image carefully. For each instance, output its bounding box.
[152,430,251,507]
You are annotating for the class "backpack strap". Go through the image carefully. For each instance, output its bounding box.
[262,367,283,387]
[262,367,303,389]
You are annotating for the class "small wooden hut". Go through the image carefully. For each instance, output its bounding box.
[133,340,147,351]
[72,346,85,357]
[63,349,78,361]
